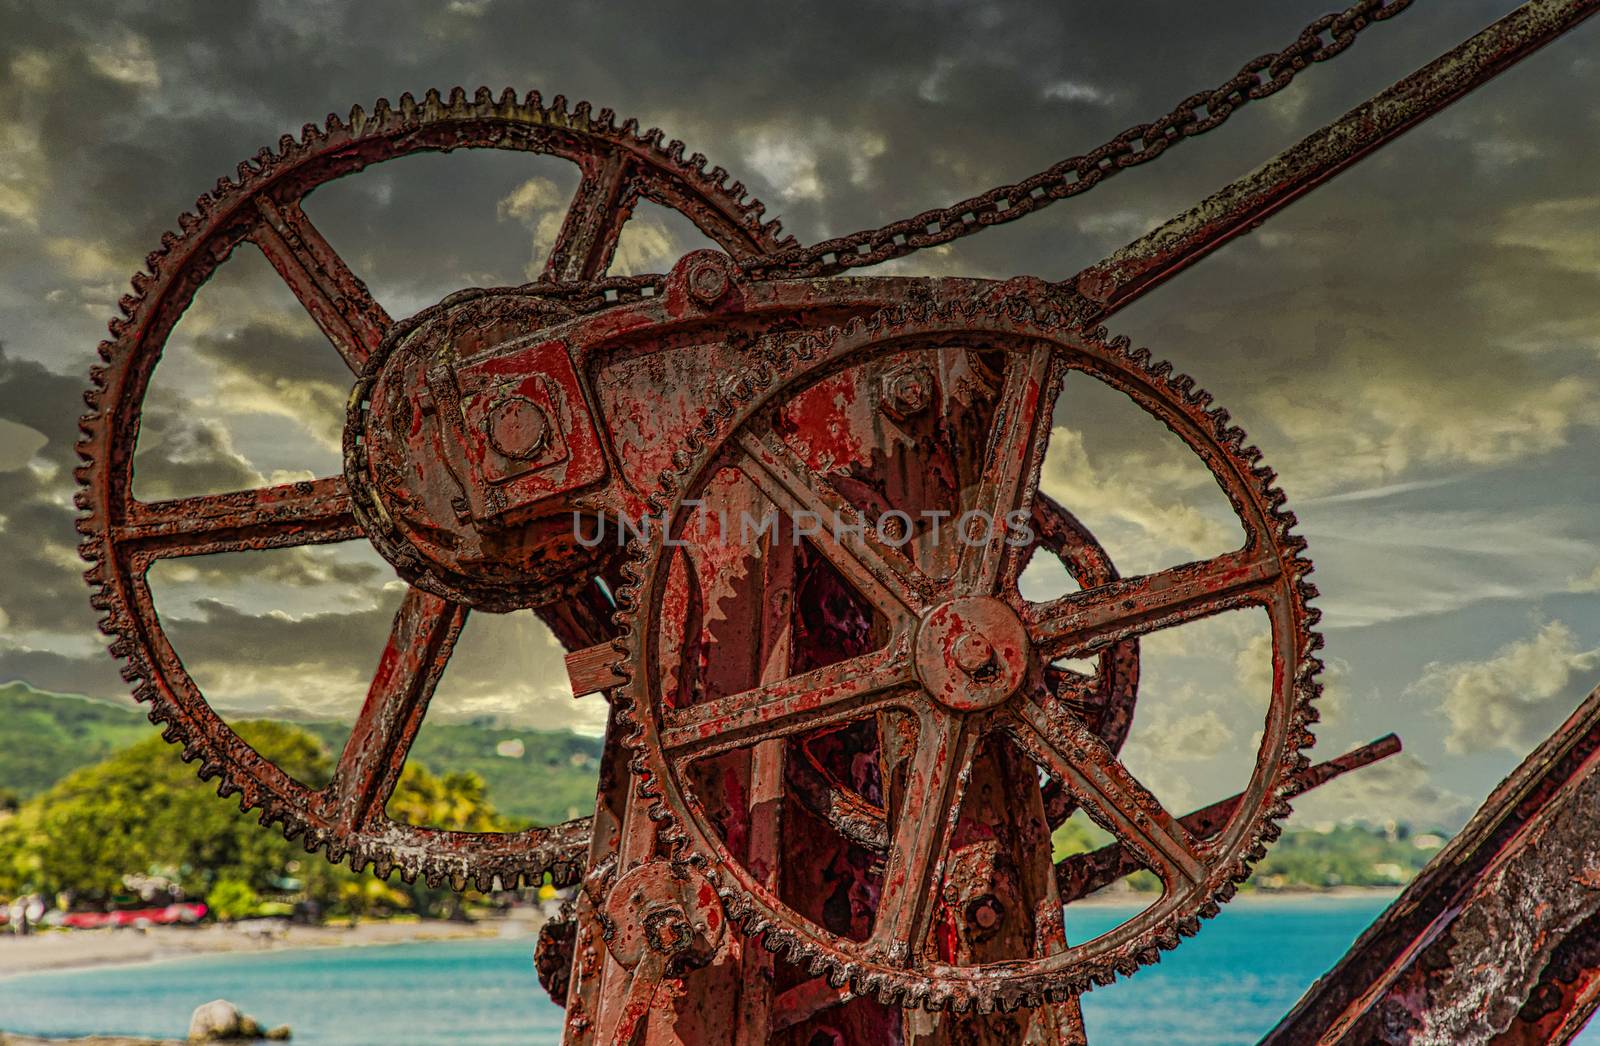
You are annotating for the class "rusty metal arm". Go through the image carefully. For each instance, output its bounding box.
[1071,0,1600,320]
[1057,734,1401,901]
[1263,686,1600,1044]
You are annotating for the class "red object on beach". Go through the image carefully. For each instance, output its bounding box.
[59,903,205,930]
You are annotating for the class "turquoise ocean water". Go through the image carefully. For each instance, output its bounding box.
[0,895,1593,1044]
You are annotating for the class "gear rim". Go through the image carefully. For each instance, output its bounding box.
[611,294,1323,1010]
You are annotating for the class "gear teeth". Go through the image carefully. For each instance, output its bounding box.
[606,294,1321,1009]
[77,84,790,903]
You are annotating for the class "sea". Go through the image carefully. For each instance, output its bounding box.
[0,894,1594,1045]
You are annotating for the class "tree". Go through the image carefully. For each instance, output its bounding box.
[0,721,507,919]
[206,878,261,922]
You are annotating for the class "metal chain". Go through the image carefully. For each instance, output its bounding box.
[743,0,1414,280]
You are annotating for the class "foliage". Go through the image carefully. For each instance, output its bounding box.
[0,721,507,919]
[205,877,261,922]
[302,718,602,827]
[1244,822,1443,891]
[0,683,150,800]
[0,685,603,828]
[1050,813,1105,864]
[1052,814,1445,894]
[0,721,331,903]
[386,763,504,832]
[336,876,411,918]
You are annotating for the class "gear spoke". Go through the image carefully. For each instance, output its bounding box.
[542,151,637,282]
[116,476,360,562]
[321,588,468,832]
[956,343,1061,596]
[734,427,927,621]
[250,196,391,373]
[660,643,915,763]
[1027,546,1280,661]
[1007,693,1201,886]
[869,710,981,966]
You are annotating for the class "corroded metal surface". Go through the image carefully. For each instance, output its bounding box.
[74,0,1600,1039]
[75,93,794,890]
[611,288,1324,1009]
[1264,688,1600,1045]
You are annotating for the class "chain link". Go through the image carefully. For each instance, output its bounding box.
[743,0,1413,280]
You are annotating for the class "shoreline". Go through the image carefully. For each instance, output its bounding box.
[1066,883,1401,906]
[0,911,545,978]
[0,890,1399,979]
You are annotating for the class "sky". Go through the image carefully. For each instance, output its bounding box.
[0,0,1596,832]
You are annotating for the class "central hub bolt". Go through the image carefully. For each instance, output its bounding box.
[687,258,732,305]
[952,634,994,676]
[913,595,1031,713]
[486,396,551,461]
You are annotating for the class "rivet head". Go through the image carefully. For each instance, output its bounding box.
[687,259,731,305]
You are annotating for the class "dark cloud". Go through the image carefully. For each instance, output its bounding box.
[0,646,128,701]
[189,321,353,445]
[131,413,263,498]
[0,343,101,634]
[0,0,1597,822]
[0,342,86,464]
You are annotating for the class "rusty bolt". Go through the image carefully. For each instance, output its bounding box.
[952,634,994,676]
[643,907,695,957]
[880,366,933,421]
[687,258,732,306]
[486,395,551,461]
[965,894,1006,941]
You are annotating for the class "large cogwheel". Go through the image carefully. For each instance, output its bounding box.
[613,289,1322,1010]
[75,88,791,891]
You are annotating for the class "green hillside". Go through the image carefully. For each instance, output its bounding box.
[0,683,152,801]
[0,683,602,827]
[298,720,602,826]
[1054,811,1444,893]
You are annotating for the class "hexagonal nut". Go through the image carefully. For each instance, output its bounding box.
[880,366,934,421]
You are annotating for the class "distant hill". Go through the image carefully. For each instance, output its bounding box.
[297,720,603,827]
[0,683,153,800]
[0,682,603,827]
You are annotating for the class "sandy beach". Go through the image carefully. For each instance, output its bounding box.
[0,912,543,978]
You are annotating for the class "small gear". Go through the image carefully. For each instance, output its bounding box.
[612,288,1322,1010]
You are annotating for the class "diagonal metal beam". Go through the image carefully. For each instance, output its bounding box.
[1262,686,1600,1044]
[1070,0,1600,321]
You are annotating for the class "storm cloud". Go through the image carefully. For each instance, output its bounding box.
[0,1,1596,827]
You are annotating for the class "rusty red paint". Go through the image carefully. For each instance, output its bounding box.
[74,1,1600,1041]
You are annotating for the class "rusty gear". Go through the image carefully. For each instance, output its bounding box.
[537,898,580,1006]
[74,88,790,890]
[614,291,1322,1010]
